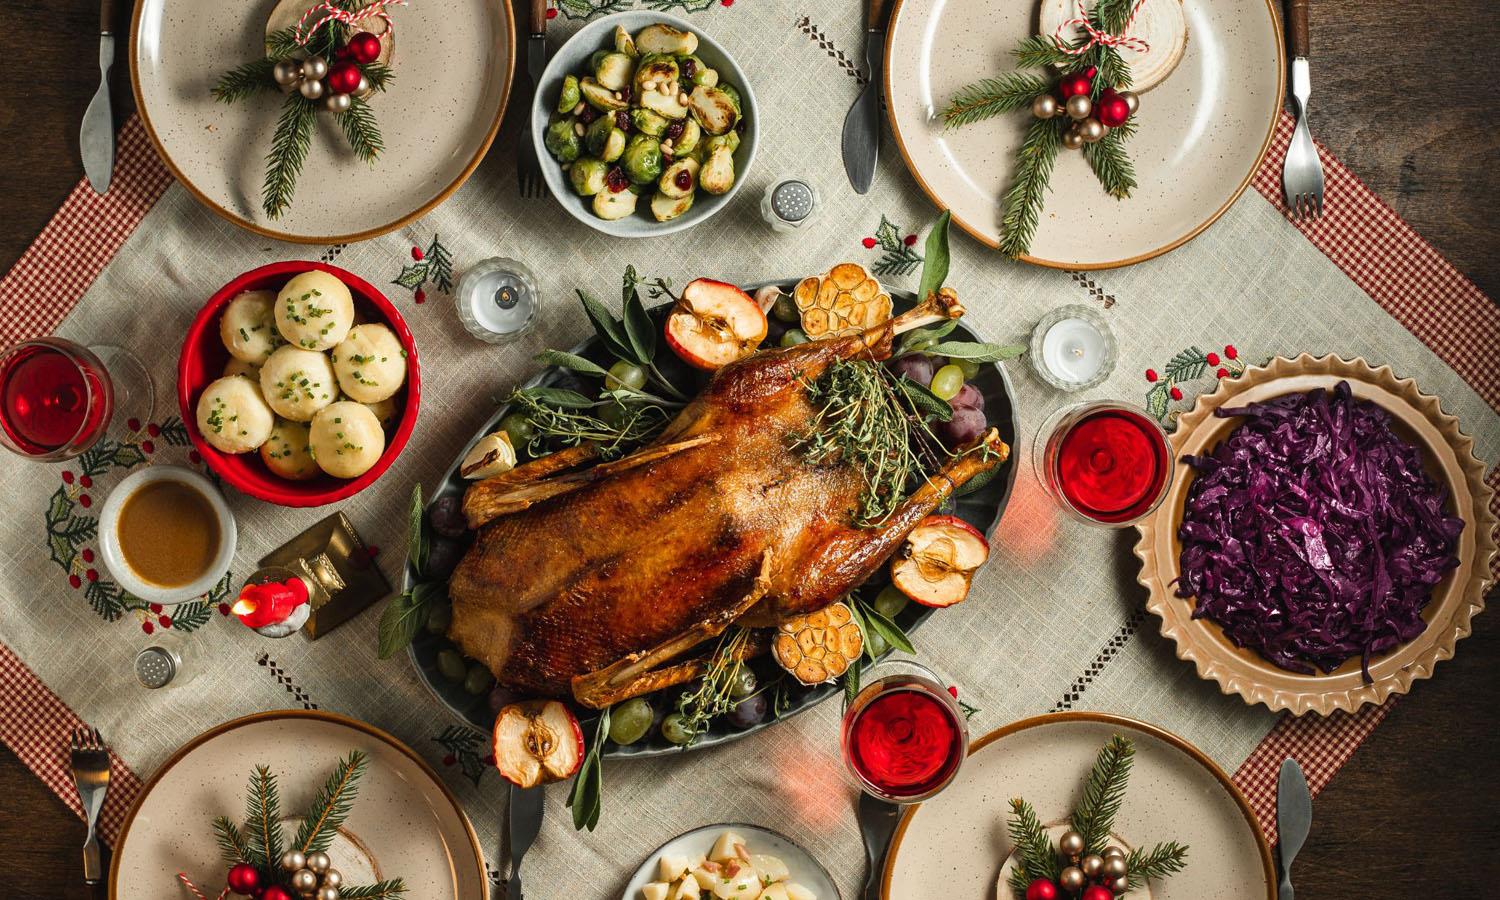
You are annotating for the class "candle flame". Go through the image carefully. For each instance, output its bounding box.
[231,597,257,617]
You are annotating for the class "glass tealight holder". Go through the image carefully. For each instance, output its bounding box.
[1028,304,1117,392]
[455,257,539,344]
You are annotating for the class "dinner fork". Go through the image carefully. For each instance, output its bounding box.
[1281,0,1324,218]
[70,726,112,885]
[515,0,549,199]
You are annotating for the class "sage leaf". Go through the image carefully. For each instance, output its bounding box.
[916,209,952,302]
[567,707,609,832]
[894,376,955,422]
[535,349,609,378]
[406,484,427,576]
[863,606,915,655]
[924,340,1028,362]
[518,386,595,409]
[576,289,638,364]
[376,589,428,659]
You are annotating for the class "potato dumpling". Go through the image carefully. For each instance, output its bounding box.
[260,346,338,422]
[259,418,318,481]
[219,290,281,364]
[195,375,274,454]
[331,323,407,403]
[223,357,261,380]
[309,401,385,479]
[362,396,399,430]
[275,270,354,351]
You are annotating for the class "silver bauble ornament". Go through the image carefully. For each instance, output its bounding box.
[1058,830,1085,858]
[1109,875,1129,894]
[1030,94,1059,119]
[1058,866,1087,892]
[306,851,331,874]
[280,850,307,872]
[1065,94,1092,120]
[302,55,329,81]
[355,75,372,96]
[299,78,325,100]
[290,868,319,893]
[321,869,343,889]
[1102,855,1128,879]
[1101,845,1127,860]
[324,92,353,113]
[272,59,302,91]
[1079,118,1107,143]
[1120,91,1139,115]
[1061,128,1085,150]
[1080,854,1105,879]
[315,887,341,900]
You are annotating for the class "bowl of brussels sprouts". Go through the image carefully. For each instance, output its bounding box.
[531,11,758,237]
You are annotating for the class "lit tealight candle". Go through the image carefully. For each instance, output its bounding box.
[233,568,312,638]
[1029,305,1117,391]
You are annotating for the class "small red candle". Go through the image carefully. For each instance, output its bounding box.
[232,578,309,629]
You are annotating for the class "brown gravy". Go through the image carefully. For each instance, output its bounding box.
[116,480,220,587]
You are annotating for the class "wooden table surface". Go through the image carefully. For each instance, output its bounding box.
[2,2,1497,898]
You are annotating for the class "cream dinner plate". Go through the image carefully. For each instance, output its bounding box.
[884,0,1283,268]
[882,713,1274,900]
[131,0,514,243]
[109,710,488,899]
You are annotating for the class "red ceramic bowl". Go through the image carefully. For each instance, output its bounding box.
[177,261,421,507]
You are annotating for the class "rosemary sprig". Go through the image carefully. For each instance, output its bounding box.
[335,96,385,164]
[212,58,276,104]
[674,628,752,745]
[941,73,1051,129]
[262,93,316,220]
[998,118,1062,259]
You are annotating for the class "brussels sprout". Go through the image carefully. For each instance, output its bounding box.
[670,117,701,156]
[543,118,581,163]
[677,55,718,88]
[554,74,581,115]
[620,134,664,185]
[689,85,739,135]
[589,49,611,72]
[696,67,719,88]
[640,89,688,120]
[579,77,626,112]
[601,128,626,162]
[569,157,608,196]
[595,51,634,92]
[696,131,739,162]
[717,83,743,111]
[592,186,639,220]
[658,157,699,199]
[613,24,638,58]
[633,54,679,95]
[650,190,694,222]
[634,23,699,56]
[631,107,669,137]
[585,114,618,155]
[700,144,735,195]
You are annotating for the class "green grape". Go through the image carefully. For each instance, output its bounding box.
[604,361,647,392]
[865,628,889,658]
[463,663,495,696]
[930,364,965,400]
[729,668,758,700]
[499,413,536,449]
[661,712,694,745]
[424,600,452,636]
[948,357,982,380]
[873,584,909,620]
[780,328,809,347]
[608,698,654,745]
[904,336,936,353]
[771,294,800,324]
[436,649,467,683]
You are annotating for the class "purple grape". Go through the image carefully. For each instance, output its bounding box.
[425,538,463,578]
[429,496,467,538]
[888,354,934,386]
[951,383,985,412]
[488,684,518,714]
[764,318,788,345]
[726,693,767,729]
[939,406,987,449]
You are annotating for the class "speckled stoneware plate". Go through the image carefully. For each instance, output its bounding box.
[130,0,514,243]
[622,823,841,900]
[882,713,1274,900]
[884,0,1283,268]
[109,710,488,899]
[1133,355,1498,716]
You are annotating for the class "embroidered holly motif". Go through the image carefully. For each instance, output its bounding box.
[862,216,923,277]
[392,234,455,304]
[552,0,630,20]
[1143,344,1246,427]
[434,724,493,786]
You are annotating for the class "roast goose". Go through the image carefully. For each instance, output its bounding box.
[447,287,1008,708]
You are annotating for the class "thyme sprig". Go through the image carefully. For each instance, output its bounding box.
[507,389,671,460]
[674,627,752,746]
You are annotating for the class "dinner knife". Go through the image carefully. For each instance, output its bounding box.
[506,783,544,900]
[1275,758,1311,900]
[857,792,902,900]
[80,0,117,194]
[840,0,888,194]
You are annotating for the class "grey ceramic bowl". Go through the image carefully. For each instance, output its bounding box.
[529,10,759,238]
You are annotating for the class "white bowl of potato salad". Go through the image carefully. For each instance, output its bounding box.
[624,825,839,900]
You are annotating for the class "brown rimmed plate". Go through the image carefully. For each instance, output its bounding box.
[882,712,1274,899]
[131,0,514,243]
[1133,355,1498,715]
[883,0,1283,268]
[109,709,488,899]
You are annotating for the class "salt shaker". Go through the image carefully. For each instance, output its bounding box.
[761,179,819,232]
[135,644,194,690]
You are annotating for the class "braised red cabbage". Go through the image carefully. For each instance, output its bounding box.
[1176,381,1463,680]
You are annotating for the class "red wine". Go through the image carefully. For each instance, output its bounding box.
[1052,407,1169,524]
[0,343,110,456]
[846,685,963,799]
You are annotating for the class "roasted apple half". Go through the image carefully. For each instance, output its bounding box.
[665,278,767,370]
[890,515,989,608]
[491,700,584,788]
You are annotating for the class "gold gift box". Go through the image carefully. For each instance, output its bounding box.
[256,511,391,640]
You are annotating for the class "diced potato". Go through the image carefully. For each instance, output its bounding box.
[751,855,789,884]
[710,863,760,900]
[690,864,720,891]
[659,854,691,883]
[759,886,789,900]
[642,883,671,900]
[710,831,748,862]
[592,187,639,220]
[635,23,699,56]
[672,877,702,900]
[785,885,816,900]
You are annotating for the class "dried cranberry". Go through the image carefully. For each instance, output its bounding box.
[673,169,694,191]
[577,105,598,125]
[614,109,631,131]
[664,120,685,142]
[735,119,745,135]
[680,58,697,80]
[605,166,629,193]
[619,86,632,103]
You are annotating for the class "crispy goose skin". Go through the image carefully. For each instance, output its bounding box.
[447,288,1006,701]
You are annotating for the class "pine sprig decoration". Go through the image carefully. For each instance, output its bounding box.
[336,96,385,164]
[1126,841,1190,888]
[242,765,285,869]
[339,880,409,899]
[1012,34,1073,69]
[941,73,1052,129]
[293,750,368,854]
[213,58,276,104]
[360,62,395,92]
[213,815,251,865]
[262,93,317,220]
[1082,118,1137,198]
[1006,797,1061,894]
[998,118,1062,259]
[1070,734,1135,853]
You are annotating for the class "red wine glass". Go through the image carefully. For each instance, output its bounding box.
[1032,401,1173,527]
[841,660,968,803]
[0,337,154,461]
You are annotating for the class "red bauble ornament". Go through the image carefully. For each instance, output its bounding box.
[1081,886,1113,900]
[348,31,382,65]
[1025,878,1060,900]
[260,886,294,900]
[1096,88,1131,127]
[326,62,363,95]
[1057,71,1093,99]
[225,862,260,896]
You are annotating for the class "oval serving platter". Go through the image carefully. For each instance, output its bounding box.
[406,283,1019,758]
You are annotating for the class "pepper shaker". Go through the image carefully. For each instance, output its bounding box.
[761,178,819,232]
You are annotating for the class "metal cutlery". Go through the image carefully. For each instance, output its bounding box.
[841,0,888,195]
[69,726,112,886]
[516,0,550,200]
[1281,0,1324,219]
[1275,757,1311,900]
[505,783,545,900]
[856,791,902,900]
[80,0,117,194]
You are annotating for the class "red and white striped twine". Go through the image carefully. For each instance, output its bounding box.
[1053,0,1151,56]
[293,0,407,47]
[176,873,230,900]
